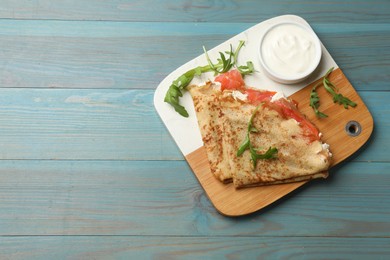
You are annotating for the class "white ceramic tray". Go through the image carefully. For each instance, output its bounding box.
[154,14,337,157]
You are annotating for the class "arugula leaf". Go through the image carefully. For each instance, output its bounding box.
[249,146,278,169]
[323,77,357,109]
[233,41,255,76]
[309,67,357,118]
[237,105,259,156]
[237,61,255,76]
[333,93,357,108]
[164,65,211,117]
[203,45,234,75]
[310,82,328,118]
[164,41,255,117]
[236,105,278,168]
[237,134,250,157]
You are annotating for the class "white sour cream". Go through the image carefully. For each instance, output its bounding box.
[270,91,285,102]
[231,90,248,101]
[260,23,320,79]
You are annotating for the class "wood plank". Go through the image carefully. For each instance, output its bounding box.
[0,160,389,237]
[0,89,386,161]
[0,236,389,259]
[0,0,388,23]
[0,88,181,160]
[0,20,388,91]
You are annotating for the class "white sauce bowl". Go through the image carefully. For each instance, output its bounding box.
[258,22,322,84]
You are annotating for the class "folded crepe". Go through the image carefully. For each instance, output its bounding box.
[189,83,331,188]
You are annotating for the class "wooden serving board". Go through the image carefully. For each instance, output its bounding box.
[154,15,374,217]
[185,68,373,216]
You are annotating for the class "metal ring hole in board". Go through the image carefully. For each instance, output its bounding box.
[345,120,362,137]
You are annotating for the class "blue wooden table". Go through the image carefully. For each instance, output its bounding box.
[0,1,389,259]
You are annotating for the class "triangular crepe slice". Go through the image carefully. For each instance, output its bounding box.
[221,99,330,188]
[189,83,233,182]
[189,83,331,188]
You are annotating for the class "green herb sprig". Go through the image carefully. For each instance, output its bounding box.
[164,41,255,117]
[233,41,255,76]
[310,67,357,118]
[237,105,278,169]
[310,81,328,118]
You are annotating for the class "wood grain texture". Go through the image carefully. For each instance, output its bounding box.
[0,0,389,258]
[187,147,307,216]
[0,89,386,161]
[291,68,373,164]
[1,236,390,259]
[186,69,373,216]
[0,0,389,23]
[0,88,180,160]
[0,21,388,90]
[0,88,385,161]
[0,160,389,237]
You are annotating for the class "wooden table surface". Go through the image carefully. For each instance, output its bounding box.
[0,1,389,259]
